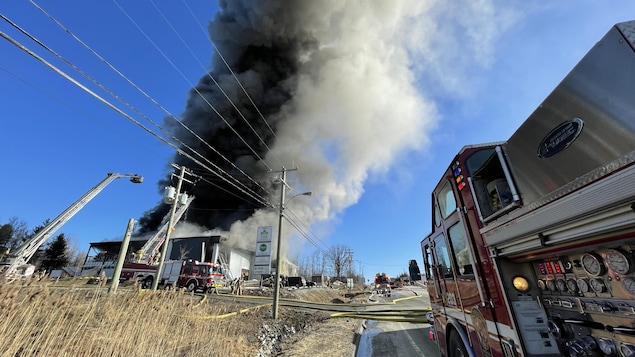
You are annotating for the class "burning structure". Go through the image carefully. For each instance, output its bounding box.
[137,1,440,259]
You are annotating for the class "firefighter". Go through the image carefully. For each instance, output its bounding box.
[230,277,241,295]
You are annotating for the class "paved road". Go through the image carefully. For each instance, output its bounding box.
[206,285,441,357]
[357,286,441,357]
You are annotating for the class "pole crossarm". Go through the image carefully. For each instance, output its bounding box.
[151,164,197,291]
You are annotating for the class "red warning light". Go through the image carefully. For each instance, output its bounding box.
[545,261,554,274]
[553,261,563,274]
[458,182,466,190]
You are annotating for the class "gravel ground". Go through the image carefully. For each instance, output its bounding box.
[247,285,369,357]
[275,315,361,357]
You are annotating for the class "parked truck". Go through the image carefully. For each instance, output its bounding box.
[155,259,225,292]
[422,20,635,357]
[87,195,199,288]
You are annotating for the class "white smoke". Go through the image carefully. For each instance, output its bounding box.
[220,0,519,257]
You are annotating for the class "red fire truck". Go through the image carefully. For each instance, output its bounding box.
[157,259,225,292]
[422,20,635,357]
[120,260,225,291]
[374,272,392,296]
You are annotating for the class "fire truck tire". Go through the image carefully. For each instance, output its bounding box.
[141,276,153,289]
[448,330,468,357]
[186,280,198,292]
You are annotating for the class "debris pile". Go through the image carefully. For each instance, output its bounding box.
[255,310,328,357]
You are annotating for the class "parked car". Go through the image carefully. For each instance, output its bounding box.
[287,276,306,287]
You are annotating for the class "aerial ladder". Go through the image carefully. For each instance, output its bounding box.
[0,172,143,279]
[133,195,195,264]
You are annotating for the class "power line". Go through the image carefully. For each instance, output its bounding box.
[27,0,271,198]
[148,0,284,170]
[285,208,330,252]
[112,0,274,173]
[3,4,323,249]
[10,3,274,207]
[180,0,284,168]
[0,64,166,160]
[0,29,273,208]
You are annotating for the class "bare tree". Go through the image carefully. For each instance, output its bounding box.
[65,238,88,268]
[178,245,192,260]
[297,255,311,277]
[311,251,325,275]
[325,244,351,278]
[5,217,29,252]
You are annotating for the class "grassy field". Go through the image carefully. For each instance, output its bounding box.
[0,277,370,356]
[0,278,264,356]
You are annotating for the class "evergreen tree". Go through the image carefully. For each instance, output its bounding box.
[40,233,69,271]
[0,223,13,255]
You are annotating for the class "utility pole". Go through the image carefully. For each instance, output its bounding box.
[109,218,135,294]
[272,167,289,320]
[346,249,353,274]
[152,165,188,291]
[268,167,311,319]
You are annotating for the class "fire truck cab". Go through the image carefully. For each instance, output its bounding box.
[422,20,635,357]
[158,260,225,292]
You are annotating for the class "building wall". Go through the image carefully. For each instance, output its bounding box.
[229,249,253,280]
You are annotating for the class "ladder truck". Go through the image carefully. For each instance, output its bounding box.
[0,172,143,279]
[421,20,635,357]
[134,195,195,265]
[118,195,196,287]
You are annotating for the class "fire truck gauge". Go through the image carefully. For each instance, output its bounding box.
[590,278,607,293]
[582,253,605,276]
[546,320,561,339]
[598,338,616,356]
[546,279,557,292]
[621,343,635,357]
[623,278,635,296]
[577,278,590,294]
[537,280,547,291]
[566,278,578,292]
[556,279,568,292]
[605,249,632,275]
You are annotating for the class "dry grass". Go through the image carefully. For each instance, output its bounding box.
[0,278,262,357]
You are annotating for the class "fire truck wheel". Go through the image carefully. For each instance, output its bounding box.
[186,280,197,292]
[448,330,468,357]
[141,276,153,289]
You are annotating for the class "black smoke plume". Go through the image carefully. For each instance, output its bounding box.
[132,0,508,253]
[138,1,317,233]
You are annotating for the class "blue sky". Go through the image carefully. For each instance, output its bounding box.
[1,1,634,282]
